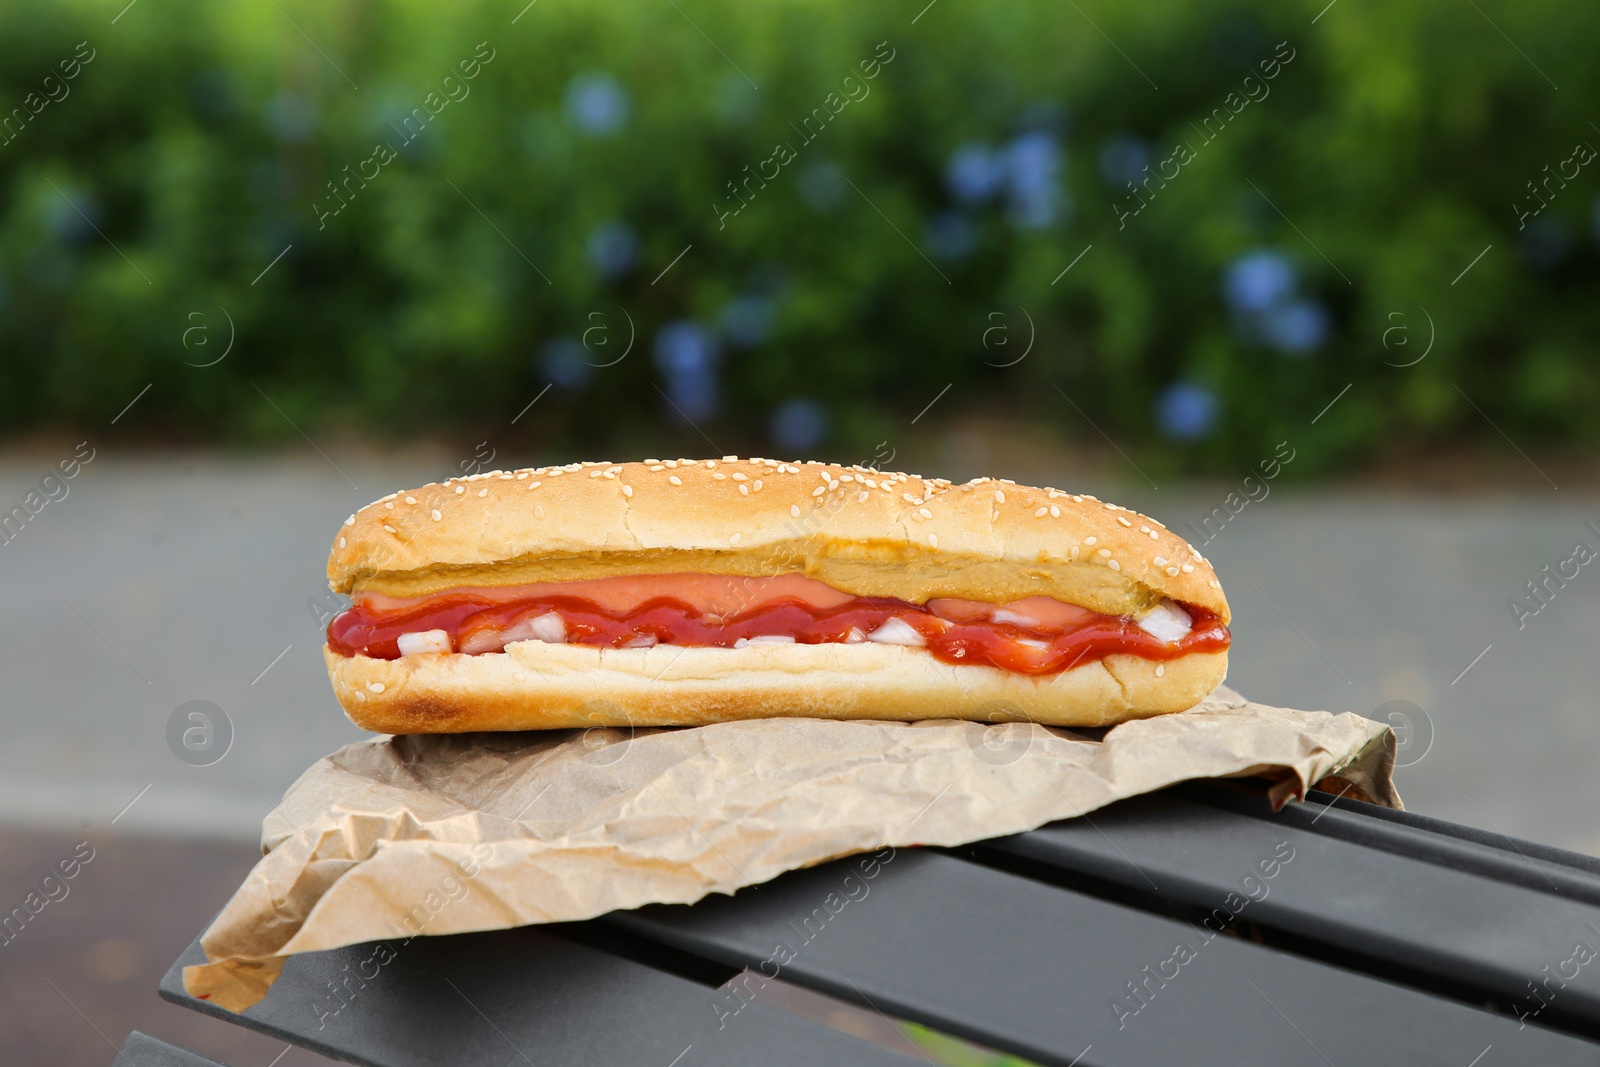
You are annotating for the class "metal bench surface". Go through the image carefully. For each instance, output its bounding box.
[146,783,1600,1066]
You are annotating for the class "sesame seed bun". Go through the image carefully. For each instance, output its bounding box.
[325,642,1229,733]
[321,459,1230,732]
[327,458,1228,621]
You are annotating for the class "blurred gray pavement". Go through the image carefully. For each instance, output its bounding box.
[0,449,1595,851]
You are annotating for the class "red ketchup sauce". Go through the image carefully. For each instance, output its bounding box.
[327,588,1230,677]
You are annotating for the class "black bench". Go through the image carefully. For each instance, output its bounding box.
[123,781,1600,1065]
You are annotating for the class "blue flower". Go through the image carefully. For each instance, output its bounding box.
[585,220,636,280]
[719,295,774,348]
[1004,131,1063,229]
[1098,135,1149,187]
[925,212,976,260]
[540,337,594,391]
[770,399,829,451]
[1155,381,1219,441]
[1519,216,1571,270]
[653,321,722,421]
[1224,251,1294,314]
[946,143,1006,204]
[43,186,97,243]
[564,72,629,137]
[1260,299,1329,356]
[798,160,847,213]
[266,92,318,143]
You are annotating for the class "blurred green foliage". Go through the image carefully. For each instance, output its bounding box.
[0,0,1596,473]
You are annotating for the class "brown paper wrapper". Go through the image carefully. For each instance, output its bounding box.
[185,686,1396,1012]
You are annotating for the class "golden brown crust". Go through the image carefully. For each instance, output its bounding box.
[325,642,1228,733]
[327,459,1228,621]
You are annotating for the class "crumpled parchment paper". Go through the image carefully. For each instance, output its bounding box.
[184,685,1396,1011]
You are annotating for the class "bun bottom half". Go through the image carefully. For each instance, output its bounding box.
[324,642,1228,733]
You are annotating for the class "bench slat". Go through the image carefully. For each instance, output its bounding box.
[159,928,914,1067]
[983,790,1600,1031]
[612,848,1600,1066]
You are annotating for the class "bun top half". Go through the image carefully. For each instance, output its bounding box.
[327,458,1228,622]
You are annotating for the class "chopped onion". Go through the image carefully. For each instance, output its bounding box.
[397,629,452,655]
[457,629,506,654]
[746,634,796,644]
[867,618,925,646]
[1014,637,1051,650]
[503,611,567,645]
[990,608,1041,628]
[1135,600,1192,644]
[844,626,866,643]
[623,634,658,648]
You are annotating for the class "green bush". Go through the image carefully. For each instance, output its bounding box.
[1,0,1596,474]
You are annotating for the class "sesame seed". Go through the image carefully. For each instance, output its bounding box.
[859,491,870,502]
[603,471,617,479]
[739,484,749,495]
[929,534,938,547]
[722,455,737,462]
[752,481,762,491]
[1156,664,1165,677]
[1149,530,1159,539]
[431,509,442,521]
[344,515,355,527]
[1116,516,1132,527]
[478,489,488,497]
[383,524,396,533]
[516,472,529,480]
[368,682,386,693]
[529,481,541,489]
[840,474,854,483]
[590,470,604,478]
[1035,507,1048,517]
[1140,525,1150,533]
[1109,560,1121,571]
[404,496,416,505]
[994,490,1005,503]
[1084,536,1098,546]
[713,472,727,480]
[455,485,465,494]
[649,465,665,471]
[383,501,394,509]
[669,476,682,485]
[813,486,826,497]
[732,473,747,481]
[1181,564,1195,573]
[864,478,877,488]
[1166,566,1180,577]
[1068,545,1080,560]
[902,494,916,504]
[729,532,742,544]
[622,485,633,497]
[1049,506,1060,517]
[338,536,346,548]
[664,460,678,468]
[919,508,933,519]
[819,472,832,483]
[828,480,839,491]
[1155,556,1167,566]
[1097,548,1112,558]
[790,504,801,517]
[706,460,717,468]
